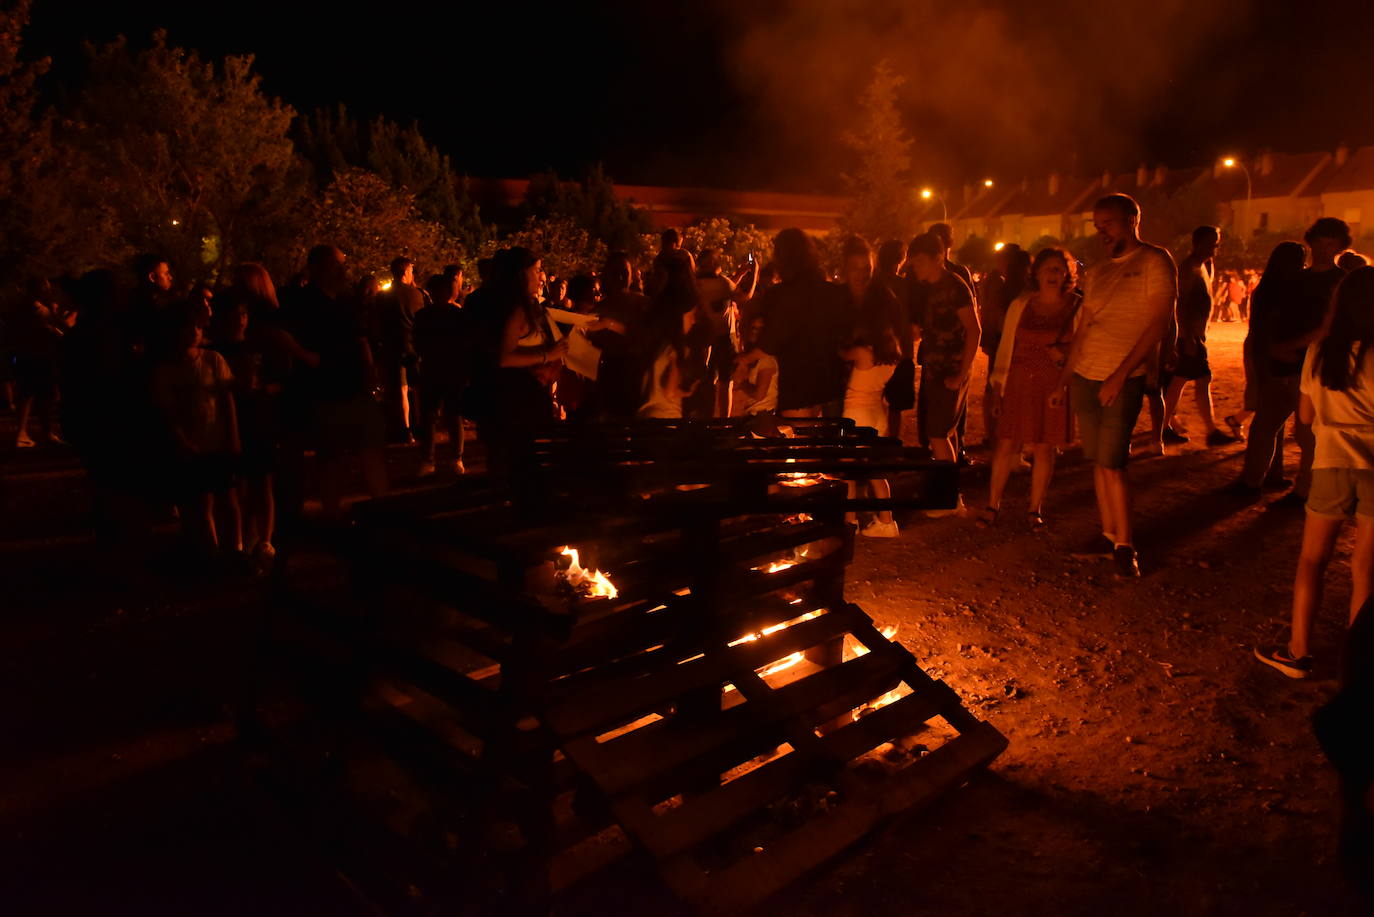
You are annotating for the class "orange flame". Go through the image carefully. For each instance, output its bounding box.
[557,546,619,600]
[845,624,903,719]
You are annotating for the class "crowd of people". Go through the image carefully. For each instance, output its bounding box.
[2,198,1372,674]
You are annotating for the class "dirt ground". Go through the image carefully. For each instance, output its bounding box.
[0,320,1368,916]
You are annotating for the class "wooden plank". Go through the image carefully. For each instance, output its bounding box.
[690,721,1008,912]
[545,607,859,739]
[566,647,905,799]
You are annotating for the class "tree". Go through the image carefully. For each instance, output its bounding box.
[679,218,774,274]
[294,106,494,259]
[839,61,920,243]
[301,167,463,282]
[524,165,654,255]
[0,1,116,282]
[486,215,608,281]
[73,32,299,279]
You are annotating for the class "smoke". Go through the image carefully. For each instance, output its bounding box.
[717,0,1253,190]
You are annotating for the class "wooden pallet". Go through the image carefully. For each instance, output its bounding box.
[541,600,1006,912]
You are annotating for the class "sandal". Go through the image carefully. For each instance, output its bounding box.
[975,506,998,529]
[1027,511,1046,531]
[1223,414,1245,440]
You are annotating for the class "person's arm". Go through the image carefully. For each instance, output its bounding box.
[499,309,567,368]
[1098,251,1176,406]
[730,263,758,304]
[944,303,981,391]
[1298,392,1315,426]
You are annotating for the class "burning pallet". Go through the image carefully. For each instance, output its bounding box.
[259,419,1005,913]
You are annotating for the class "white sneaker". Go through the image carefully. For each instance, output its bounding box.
[923,495,965,518]
[418,461,436,477]
[862,520,899,538]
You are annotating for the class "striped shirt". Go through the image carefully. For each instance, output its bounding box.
[1075,243,1177,381]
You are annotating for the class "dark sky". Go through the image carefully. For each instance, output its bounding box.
[24,0,1374,193]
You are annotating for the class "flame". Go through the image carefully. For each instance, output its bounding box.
[778,472,824,488]
[722,611,824,693]
[845,624,904,719]
[557,546,619,599]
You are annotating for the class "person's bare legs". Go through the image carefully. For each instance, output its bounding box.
[216,486,243,552]
[14,396,34,445]
[1161,377,1186,437]
[1193,377,1221,434]
[1028,443,1056,514]
[870,478,894,526]
[182,492,217,551]
[1092,466,1131,544]
[444,415,465,471]
[1289,513,1343,658]
[988,437,1019,510]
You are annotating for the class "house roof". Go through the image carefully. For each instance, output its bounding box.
[1319,146,1374,195]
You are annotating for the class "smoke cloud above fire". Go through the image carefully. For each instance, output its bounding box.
[715,0,1254,190]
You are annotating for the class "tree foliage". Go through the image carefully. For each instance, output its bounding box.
[72,32,299,280]
[840,61,920,244]
[301,168,463,282]
[294,106,493,259]
[525,164,655,255]
[679,217,773,274]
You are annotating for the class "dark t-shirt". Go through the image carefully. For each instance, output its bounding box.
[413,302,470,387]
[912,270,975,378]
[757,276,851,411]
[376,284,424,360]
[280,284,369,402]
[1271,267,1345,376]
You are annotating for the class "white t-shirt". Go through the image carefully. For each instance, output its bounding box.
[1074,243,1177,381]
[735,352,778,414]
[153,348,235,454]
[1301,343,1374,470]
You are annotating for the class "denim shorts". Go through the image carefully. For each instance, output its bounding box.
[1307,468,1374,518]
[1071,374,1146,470]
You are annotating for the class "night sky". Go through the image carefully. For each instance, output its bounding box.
[24,0,1374,193]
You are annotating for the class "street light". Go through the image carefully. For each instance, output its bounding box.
[919,187,948,222]
[1222,157,1252,239]
[983,179,994,188]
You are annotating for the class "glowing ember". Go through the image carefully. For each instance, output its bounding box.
[778,473,825,488]
[845,624,904,719]
[557,546,619,599]
[847,624,898,658]
[722,611,824,693]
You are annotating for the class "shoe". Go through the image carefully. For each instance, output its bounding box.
[1254,644,1312,679]
[1261,477,1293,491]
[923,495,966,518]
[44,433,65,445]
[15,435,35,448]
[453,460,466,475]
[957,452,978,468]
[1206,429,1240,447]
[418,461,436,477]
[1223,414,1246,440]
[1162,428,1189,445]
[1271,490,1308,509]
[252,541,276,576]
[1221,480,1262,501]
[1069,534,1116,558]
[862,520,899,538]
[974,506,998,529]
[1113,544,1141,578]
[1141,442,1166,457]
[1027,510,1047,532]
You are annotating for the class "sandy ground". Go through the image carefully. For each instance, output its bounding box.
[0,320,1367,915]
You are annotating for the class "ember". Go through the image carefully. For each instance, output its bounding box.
[557,546,619,599]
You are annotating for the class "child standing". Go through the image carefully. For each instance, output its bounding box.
[1257,267,1374,678]
[152,313,242,557]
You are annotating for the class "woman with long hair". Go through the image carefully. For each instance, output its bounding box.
[1228,241,1311,496]
[840,261,905,537]
[638,249,707,419]
[981,247,1081,529]
[1257,267,1374,678]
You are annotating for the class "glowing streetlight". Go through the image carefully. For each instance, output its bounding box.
[983,179,994,188]
[919,187,948,221]
[993,242,1006,252]
[379,278,394,291]
[1221,157,1252,239]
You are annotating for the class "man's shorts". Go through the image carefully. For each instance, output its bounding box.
[1173,339,1211,382]
[918,370,968,441]
[1307,468,1374,518]
[1071,373,1146,470]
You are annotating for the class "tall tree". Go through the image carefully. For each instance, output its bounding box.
[73,32,299,279]
[525,164,654,255]
[294,107,493,259]
[840,61,920,243]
